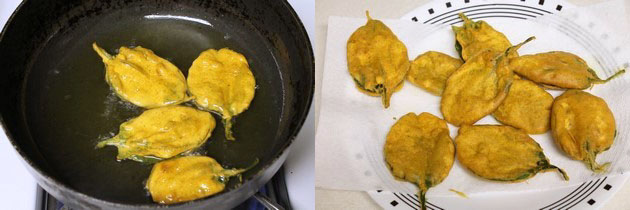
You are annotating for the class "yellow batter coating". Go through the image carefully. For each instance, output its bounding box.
[441,37,534,126]
[407,51,463,96]
[456,125,569,182]
[551,90,616,173]
[92,43,190,108]
[385,112,454,210]
[187,48,256,141]
[509,51,625,89]
[96,106,215,162]
[493,79,553,134]
[452,13,514,61]
[146,156,247,204]
[440,50,510,126]
[347,11,410,108]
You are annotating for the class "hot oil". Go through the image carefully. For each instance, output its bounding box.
[23,10,283,204]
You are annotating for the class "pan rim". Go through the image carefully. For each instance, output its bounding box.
[0,0,314,208]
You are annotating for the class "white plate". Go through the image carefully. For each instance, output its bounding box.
[366,0,630,209]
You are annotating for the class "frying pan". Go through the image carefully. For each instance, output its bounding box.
[0,0,313,209]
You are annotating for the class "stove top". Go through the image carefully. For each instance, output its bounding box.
[37,167,292,210]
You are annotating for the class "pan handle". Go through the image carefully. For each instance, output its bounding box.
[253,192,285,210]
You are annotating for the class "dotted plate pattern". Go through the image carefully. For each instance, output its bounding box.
[368,175,627,209]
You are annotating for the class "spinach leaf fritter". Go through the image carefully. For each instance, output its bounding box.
[385,112,454,210]
[347,11,410,108]
[551,90,616,172]
[456,125,569,182]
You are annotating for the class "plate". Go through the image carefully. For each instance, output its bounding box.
[367,0,630,209]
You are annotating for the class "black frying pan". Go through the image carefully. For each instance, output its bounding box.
[0,0,313,209]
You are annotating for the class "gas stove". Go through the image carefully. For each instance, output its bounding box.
[37,167,292,210]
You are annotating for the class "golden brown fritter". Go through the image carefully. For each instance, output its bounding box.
[551,90,616,173]
[188,48,256,140]
[441,37,534,126]
[347,11,410,108]
[385,112,454,210]
[440,50,511,126]
[93,43,190,108]
[456,125,569,182]
[96,106,215,162]
[407,51,463,95]
[146,156,248,204]
[493,79,553,134]
[452,13,514,61]
[509,51,625,89]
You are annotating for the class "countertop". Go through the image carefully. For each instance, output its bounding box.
[314,0,630,209]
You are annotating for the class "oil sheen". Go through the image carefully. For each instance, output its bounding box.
[22,9,282,204]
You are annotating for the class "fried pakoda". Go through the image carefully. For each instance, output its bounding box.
[452,13,514,61]
[441,37,534,126]
[385,112,454,210]
[456,125,569,182]
[440,48,511,126]
[92,43,190,108]
[347,11,410,108]
[493,79,553,134]
[509,51,625,89]
[147,156,251,204]
[96,106,215,162]
[407,51,463,95]
[551,90,616,173]
[187,48,256,141]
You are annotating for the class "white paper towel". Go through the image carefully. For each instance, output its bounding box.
[315,1,630,196]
